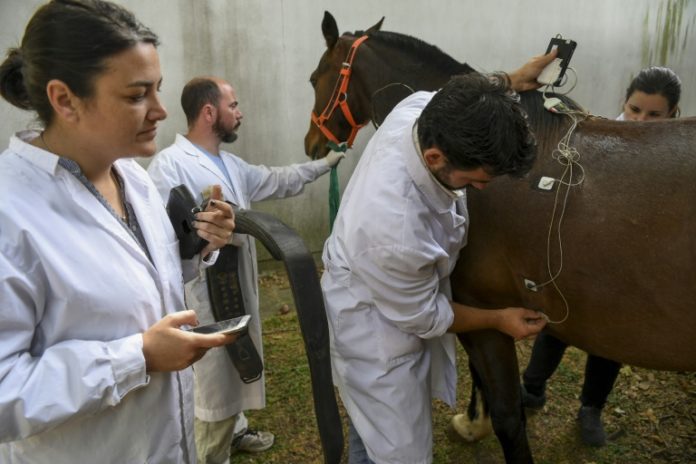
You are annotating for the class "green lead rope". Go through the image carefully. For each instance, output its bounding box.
[326,141,348,232]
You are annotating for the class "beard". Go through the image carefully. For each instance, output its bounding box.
[214,116,239,144]
[431,163,461,191]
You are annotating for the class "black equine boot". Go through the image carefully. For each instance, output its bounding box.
[577,406,607,446]
[521,383,546,410]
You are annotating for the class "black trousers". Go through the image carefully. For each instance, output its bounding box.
[523,330,622,409]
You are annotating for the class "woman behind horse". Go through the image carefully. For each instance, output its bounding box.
[520,65,683,447]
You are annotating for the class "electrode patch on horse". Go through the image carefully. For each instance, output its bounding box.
[537,176,556,191]
[524,278,538,291]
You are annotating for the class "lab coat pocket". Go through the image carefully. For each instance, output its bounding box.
[375,313,423,365]
[333,304,381,361]
[333,303,423,366]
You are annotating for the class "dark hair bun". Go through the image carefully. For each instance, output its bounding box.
[0,48,32,110]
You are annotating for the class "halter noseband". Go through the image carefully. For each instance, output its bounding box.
[311,35,369,149]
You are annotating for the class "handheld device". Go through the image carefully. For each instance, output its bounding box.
[537,36,577,86]
[185,315,251,335]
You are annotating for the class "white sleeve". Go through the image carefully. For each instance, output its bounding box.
[0,251,148,442]
[242,158,331,202]
[350,244,454,339]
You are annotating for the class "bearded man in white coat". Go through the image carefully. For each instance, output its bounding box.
[147,76,343,464]
[321,70,552,464]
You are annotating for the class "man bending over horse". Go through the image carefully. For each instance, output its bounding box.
[321,57,553,464]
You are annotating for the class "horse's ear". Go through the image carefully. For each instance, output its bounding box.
[366,16,385,34]
[322,11,339,49]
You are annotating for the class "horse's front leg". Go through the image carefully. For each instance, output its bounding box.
[455,330,533,464]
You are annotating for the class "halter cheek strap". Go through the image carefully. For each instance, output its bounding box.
[311,35,369,148]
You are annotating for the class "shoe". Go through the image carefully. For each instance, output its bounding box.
[521,384,546,410]
[231,428,274,453]
[577,406,607,447]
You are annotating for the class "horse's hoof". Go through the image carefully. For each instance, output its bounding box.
[450,413,493,442]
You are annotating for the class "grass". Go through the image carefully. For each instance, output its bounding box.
[230,272,696,463]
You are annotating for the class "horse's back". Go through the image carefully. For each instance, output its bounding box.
[453,117,696,371]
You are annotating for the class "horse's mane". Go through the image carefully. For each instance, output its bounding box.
[347,27,587,155]
[350,29,475,75]
[519,91,586,155]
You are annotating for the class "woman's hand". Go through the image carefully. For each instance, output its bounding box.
[194,184,235,257]
[142,309,237,372]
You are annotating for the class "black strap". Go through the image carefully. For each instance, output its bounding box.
[232,209,343,464]
[206,245,264,384]
[166,185,207,260]
[165,184,342,463]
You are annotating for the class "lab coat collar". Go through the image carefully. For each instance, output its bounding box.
[70,160,163,279]
[174,133,240,203]
[405,122,464,215]
[116,160,172,283]
[11,132,159,270]
[175,134,227,181]
[12,130,61,175]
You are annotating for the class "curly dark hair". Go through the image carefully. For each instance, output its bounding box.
[417,72,536,178]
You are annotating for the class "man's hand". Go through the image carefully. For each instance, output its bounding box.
[507,48,558,92]
[449,302,547,336]
[324,151,346,168]
[194,184,235,257]
[142,310,238,372]
[496,308,547,340]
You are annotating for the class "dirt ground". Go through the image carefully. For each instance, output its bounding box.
[245,270,696,464]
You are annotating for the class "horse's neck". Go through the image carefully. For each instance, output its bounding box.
[359,41,472,123]
[370,52,468,91]
[381,57,452,90]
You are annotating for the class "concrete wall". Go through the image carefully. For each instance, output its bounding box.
[2,0,694,264]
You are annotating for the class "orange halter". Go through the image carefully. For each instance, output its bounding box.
[311,35,369,148]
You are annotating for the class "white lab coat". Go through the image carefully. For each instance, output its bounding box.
[147,134,330,421]
[321,92,467,464]
[0,132,196,463]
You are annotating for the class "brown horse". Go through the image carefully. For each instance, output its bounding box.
[304,11,696,463]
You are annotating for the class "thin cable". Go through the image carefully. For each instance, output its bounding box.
[541,66,578,97]
[531,111,585,324]
[370,82,415,128]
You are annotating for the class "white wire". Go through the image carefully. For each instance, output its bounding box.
[540,66,578,96]
[530,111,585,324]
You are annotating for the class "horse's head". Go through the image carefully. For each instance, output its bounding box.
[304,11,384,160]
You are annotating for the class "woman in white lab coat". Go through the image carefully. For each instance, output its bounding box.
[0,1,235,463]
